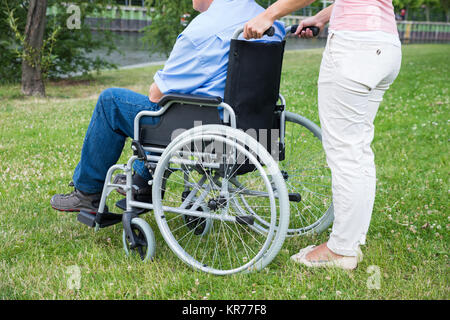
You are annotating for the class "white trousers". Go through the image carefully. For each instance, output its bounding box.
[318,32,402,256]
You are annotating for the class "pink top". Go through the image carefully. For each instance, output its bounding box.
[329,0,398,35]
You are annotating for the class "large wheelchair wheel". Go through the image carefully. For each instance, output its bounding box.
[280,111,334,236]
[152,125,289,275]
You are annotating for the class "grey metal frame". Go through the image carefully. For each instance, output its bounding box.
[93,26,325,274]
[96,26,297,226]
[151,124,290,275]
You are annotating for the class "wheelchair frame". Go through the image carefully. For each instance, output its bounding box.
[76,25,333,275]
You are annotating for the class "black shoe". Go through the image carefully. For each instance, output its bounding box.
[113,173,152,203]
[51,189,101,214]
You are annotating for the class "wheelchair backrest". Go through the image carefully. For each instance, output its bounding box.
[225,38,286,175]
[224,39,286,135]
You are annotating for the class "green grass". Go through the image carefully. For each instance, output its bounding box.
[0,44,448,300]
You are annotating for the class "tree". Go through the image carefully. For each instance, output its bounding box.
[43,1,117,79]
[21,0,48,96]
[1,0,118,86]
[393,0,446,20]
[393,0,422,19]
[142,0,198,57]
[422,0,440,21]
[440,0,449,21]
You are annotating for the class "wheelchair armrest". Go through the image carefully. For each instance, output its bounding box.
[158,93,222,107]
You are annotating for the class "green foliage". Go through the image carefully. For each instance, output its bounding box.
[44,0,118,79]
[5,4,60,80]
[255,0,271,8]
[393,0,441,11]
[141,0,199,57]
[141,0,270,58]
[0,0,118,84]
[393,0,448,20]
[0,0,26,83]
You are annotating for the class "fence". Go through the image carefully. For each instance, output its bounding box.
[82,8,450,43]
[84,6,152,32]
[397,21,450,42]
[281,16,450,42]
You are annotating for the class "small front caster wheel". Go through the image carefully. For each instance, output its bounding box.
[122,217,155,262]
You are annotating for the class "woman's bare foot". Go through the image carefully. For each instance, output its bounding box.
[305,242,344,262]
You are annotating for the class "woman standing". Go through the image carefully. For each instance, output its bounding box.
[244,0,402,270]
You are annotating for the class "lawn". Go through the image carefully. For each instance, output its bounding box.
[0,44,448,300]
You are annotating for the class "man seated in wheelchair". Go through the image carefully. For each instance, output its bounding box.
[50,0,285,214]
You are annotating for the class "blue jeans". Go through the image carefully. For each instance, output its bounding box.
[73,88,160,194]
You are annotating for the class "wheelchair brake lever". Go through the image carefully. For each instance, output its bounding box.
[131,140,147,160]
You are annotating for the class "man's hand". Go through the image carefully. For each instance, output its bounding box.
[149,82,163,103]
[243,12,274,39]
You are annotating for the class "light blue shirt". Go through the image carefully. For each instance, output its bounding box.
[153,0,286,99]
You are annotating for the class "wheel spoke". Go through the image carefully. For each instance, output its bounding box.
[152,127,287,274]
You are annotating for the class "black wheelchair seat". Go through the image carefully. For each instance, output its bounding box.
[157,93,223,107]
[140,102,223,148]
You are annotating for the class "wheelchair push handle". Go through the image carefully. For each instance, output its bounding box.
[232,26,276,40]
[289,25,320,37]
[264,26,276,37]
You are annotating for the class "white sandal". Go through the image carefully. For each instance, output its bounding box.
[290,245,363,270]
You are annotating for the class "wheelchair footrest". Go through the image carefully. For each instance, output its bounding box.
[77,211,97,228]
[288,193,302,202]
[115,198,148,215]
[236,215,255,226]
[77,210,123,229]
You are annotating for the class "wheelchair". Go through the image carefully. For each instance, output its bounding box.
[76,25,334,275]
